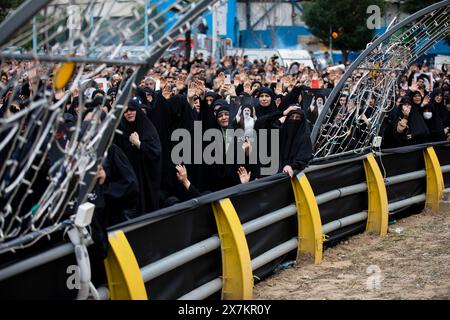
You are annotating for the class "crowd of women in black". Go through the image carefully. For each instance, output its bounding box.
[1,54,449,232]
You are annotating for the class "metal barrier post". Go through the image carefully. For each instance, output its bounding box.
[363,154,389,236]
[291,173,323,264]
[424,147,444,212]
[104,230,148,300]
[212,198,253,300]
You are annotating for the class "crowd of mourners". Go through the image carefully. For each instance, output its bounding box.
[1,52,449,231]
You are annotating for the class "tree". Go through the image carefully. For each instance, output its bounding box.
[302,0,384,63]
[400,0,441,14]
[0,0,23,23]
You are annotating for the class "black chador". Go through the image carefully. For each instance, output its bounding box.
[279,109,313,171]
[115,101,162,214]
[102,144,140,225]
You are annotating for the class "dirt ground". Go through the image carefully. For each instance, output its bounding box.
[253,202,450,300]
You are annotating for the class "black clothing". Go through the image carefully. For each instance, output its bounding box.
[279,110,313,171]
[102,144,140,225]
[392,107,429,146]
[115,107,162,214]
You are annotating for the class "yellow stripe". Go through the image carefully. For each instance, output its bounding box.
[363,154,388,236]
[212,198,253,300]
[104,230,148,300]
[424,147,444,212]
[291,174,323,264]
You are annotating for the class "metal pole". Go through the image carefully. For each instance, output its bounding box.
[310,0,450,144]
[212,3,217,59]
[178,278,223,300]
[141,236,221,282]
[0,243,73,281]
[322,211,367,234]
[315,182,368,206]
[388,194,426,212]
[441,164,450,174]
[90,5,94,37]
[251,238,298,271]
[0,0,50,47]
[144,0,149,48]
[384,170,426,186]
[32,16,37,53]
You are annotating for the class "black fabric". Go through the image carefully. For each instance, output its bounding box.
[254,87,277,117]
[279,110,312,171]
[375,150,424,177]
[102,144,140,226]
[230,178,296,280]
[392,104,430,146]
[325,222,366,247]
[319,194,367,225]
[0,244,78,299]
[114,107,162,214]
[124,203,220,300]
[306,160,366,196]
[375,151,426,218]
[434,145,450,188]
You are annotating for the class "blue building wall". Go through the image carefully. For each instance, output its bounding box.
[239,26,311,48]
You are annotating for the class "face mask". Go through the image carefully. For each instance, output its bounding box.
[423,112,432,120]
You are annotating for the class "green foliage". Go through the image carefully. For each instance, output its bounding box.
[400,0,442,13]
[302,0,384,61]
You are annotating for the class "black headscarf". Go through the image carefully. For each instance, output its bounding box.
[392,100,430,146]
[115,106,162,214]
[255,86,277,117]
[279,109,312,171]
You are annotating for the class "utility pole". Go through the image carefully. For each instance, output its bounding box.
[144,0,149,48]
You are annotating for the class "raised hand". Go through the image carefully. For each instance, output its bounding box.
[237,166,251,184]
[129,132,141,148]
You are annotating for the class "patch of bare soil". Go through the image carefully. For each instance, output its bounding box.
[253,205,450,300]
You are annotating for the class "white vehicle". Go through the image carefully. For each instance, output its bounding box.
[226,48,315,69]
[226,48,280,63]
[276,49,315,69]
[434,55,450,70]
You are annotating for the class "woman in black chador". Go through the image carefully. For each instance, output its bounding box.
[114,97,162,215]
[279,108,313,177]
[392,96,429,146]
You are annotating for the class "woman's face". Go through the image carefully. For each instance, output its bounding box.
[402,103,411,115]
[259,93,271,107]
[413,94,422,105]
[193,99,200,112]
[217,111,229,128]
[124,108,136,122]
[289,113,301,121]
[434,94,442,103]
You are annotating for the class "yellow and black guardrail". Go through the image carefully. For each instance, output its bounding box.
[0,142,449,299]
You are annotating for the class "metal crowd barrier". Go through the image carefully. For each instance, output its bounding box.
[0,143,448,300]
